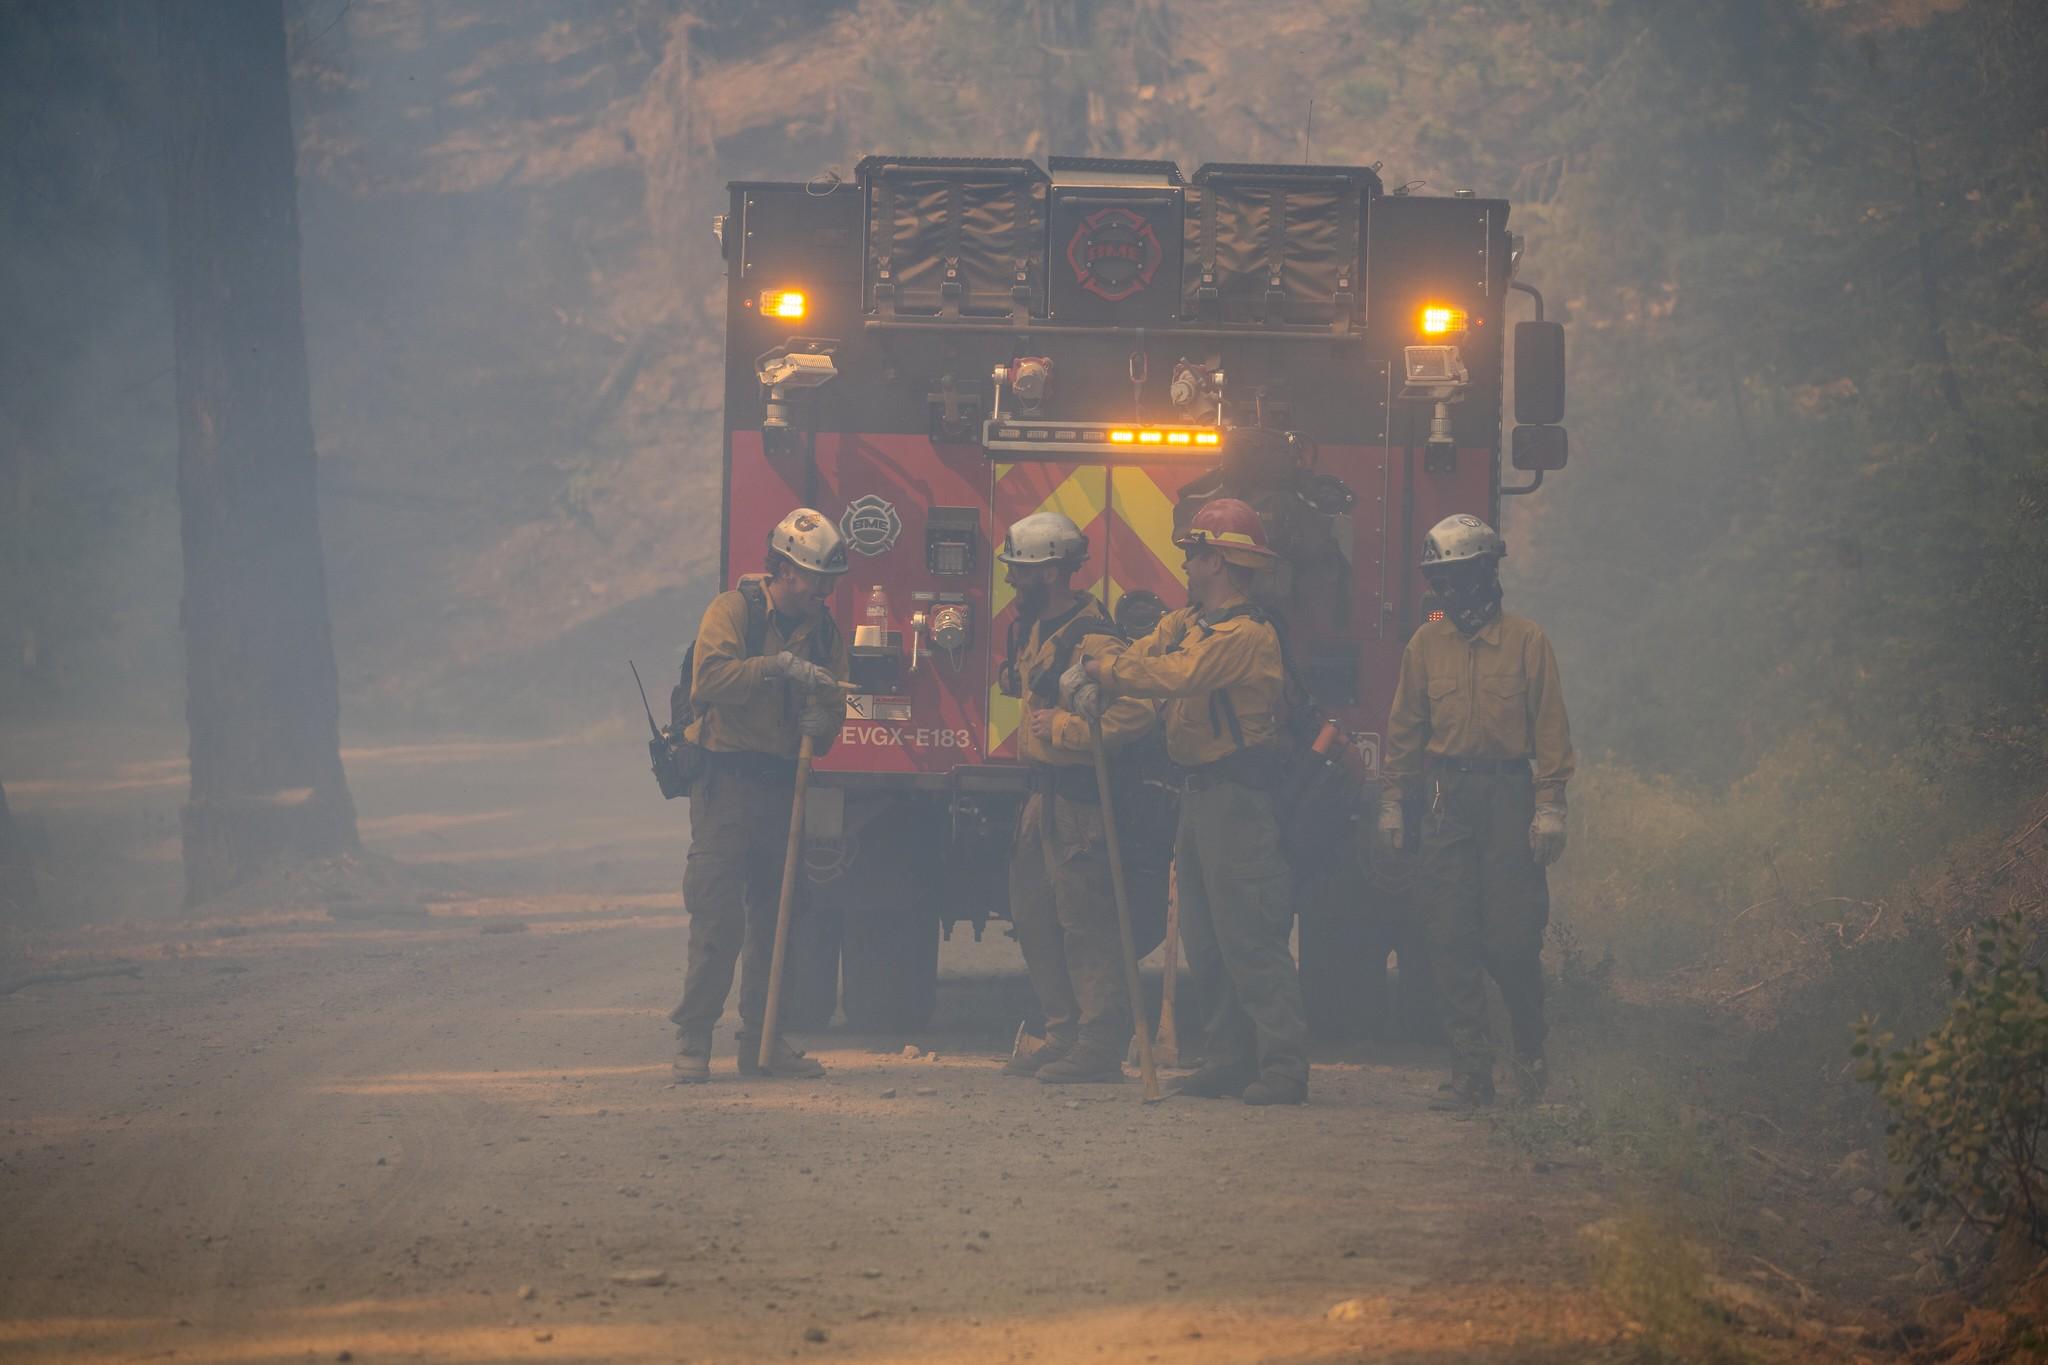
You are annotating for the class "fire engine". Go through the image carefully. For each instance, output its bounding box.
[709,155,1568,1034]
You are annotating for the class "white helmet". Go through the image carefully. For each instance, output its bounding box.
[998,511,1088,567]
[768,507,850,577]
[1419,514,1506,568]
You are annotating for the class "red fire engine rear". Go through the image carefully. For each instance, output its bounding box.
[712,155,1568,1033]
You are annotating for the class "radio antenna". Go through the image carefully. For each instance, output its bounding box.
[629,660,664,741]
[1302,99,1314,164]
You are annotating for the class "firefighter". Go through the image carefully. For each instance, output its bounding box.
[1066,498,1310,1106]
[997,512,1158,1084]
[668,508,852,1083]
[1379,514,1573,1110]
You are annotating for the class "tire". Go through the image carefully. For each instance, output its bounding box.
[840,902,940,1032]
[778,903,842,1031]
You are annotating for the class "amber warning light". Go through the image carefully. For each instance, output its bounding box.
[1114,428,1217,446]
[1420,305,1469,336]
[758,289,807,320]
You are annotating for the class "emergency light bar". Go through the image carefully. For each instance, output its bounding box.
[979,420,1222,458]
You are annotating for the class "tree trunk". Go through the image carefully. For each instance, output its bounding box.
[0,779,35,919]
[161,0,358,905]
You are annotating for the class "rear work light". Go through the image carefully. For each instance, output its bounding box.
[1420,305,1468,336]
[981,421,1222,459]
[759,289,807,320]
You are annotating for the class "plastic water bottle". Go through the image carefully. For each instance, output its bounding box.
[863,584,891,645]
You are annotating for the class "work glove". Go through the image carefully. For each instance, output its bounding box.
[771,651,837,692]
[1057,659,1090,708]
[1529,804,1567,867]
[1058,659,1103,724]
[1376,797,1405,857]
[798,696,841,741]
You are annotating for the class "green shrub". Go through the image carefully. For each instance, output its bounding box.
[1854,910,2048,1251]
[1589,1209,1753,1365]
[1490,1058,1733,1202]
[1556,746,2009,979]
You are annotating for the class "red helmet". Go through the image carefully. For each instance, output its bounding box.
[1174,497,1277,568]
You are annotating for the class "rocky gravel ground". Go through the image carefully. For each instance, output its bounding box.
[0,900,1635,1363]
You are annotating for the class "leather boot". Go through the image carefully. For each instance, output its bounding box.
[738,1034,825,1078]
[673,1031,713,1085]
[1241,1074,1308,1106]
[1171,1064,1255,1099]
[1003,1033,1075,1077]
[1036,1037,1126,1084]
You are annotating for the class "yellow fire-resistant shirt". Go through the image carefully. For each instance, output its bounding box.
[1100,601,1285,769]
[1004,597,1157,766]
[684,575,850,758]
[1382,611,1574,806]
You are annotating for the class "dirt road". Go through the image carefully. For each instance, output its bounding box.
[6,725,1905,1363]
[0,887,1635,1364]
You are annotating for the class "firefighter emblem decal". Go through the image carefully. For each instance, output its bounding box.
[839,495,902,556]
[1065,207,1163,303]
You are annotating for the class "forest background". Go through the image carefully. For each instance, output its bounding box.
[3,0,2046,1312]
[8,0,2046,1042]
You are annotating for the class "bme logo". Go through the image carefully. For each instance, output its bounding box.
[839,495,902,556]
[1064,207,1163,303]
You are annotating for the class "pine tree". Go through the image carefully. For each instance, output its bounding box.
[161,0,359,904]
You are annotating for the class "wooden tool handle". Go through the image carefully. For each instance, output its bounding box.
[757,733,814,1073]
[1090,720,1161,1102]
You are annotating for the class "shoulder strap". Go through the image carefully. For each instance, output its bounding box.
[690,583,772,748]
[1202,602,1269,629]
[731,581,787,737]
[1049,604,1123,670]
[1196,605,1264,747]
[1027,603,1123,705]
[681,584,765,698]
[1209,690,1246,747]
[737,580,771,659]
[1000,613,1027,698]
[735,579,837,666]
[1197,603,1318,750]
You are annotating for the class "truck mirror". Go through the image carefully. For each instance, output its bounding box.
[1511,424,1568,472]
[1513,320,1565,426]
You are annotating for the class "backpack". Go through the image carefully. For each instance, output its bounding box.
[649,580,840,801]
[1197,603,1321,753]
[1198,604,1357,874]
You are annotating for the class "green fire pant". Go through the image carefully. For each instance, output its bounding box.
[1175,778,1308,1086]
[1010,791,1130,1049]
[1419,767,1550,1082]
[670,765,796,1041]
